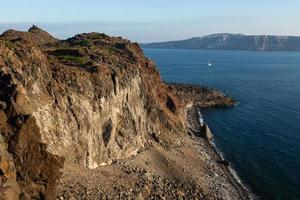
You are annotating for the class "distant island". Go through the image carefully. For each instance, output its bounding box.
[141,33,300,51]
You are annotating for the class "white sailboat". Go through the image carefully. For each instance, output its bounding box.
[208,60,212,67]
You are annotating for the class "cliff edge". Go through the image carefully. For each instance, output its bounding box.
[0,26,246,200]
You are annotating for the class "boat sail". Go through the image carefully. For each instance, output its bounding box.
[208,60,212,66]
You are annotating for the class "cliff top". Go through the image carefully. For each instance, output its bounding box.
[0,25,146,70]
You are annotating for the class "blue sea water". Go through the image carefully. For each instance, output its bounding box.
[143,48,300,200]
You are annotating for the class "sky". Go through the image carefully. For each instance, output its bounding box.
[1,0,300,42]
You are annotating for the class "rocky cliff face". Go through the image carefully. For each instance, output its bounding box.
[0,26,186,199]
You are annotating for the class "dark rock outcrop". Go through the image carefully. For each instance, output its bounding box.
[167,83,235,108]
[1,25,58,47]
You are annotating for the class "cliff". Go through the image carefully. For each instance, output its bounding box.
[0,26,246,200]
[141,33,300,51]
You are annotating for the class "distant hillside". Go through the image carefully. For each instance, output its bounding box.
[141,33,300,51]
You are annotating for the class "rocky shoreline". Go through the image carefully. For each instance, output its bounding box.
[175,82,252,199]
[167,83,236,108]
[165,83,252,200]
[187,104,252,200]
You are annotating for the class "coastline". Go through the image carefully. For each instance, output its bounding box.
[191,106,253,200]
[208,135,253,199]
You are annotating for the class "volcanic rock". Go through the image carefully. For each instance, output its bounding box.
[0,27,244,200]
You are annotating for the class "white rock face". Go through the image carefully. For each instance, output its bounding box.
[0,42,185,175]
[32,74,151,168]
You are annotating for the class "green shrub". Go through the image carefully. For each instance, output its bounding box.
[51,48,83,57]
[71,40,89,46]
[1,40,17,49]
[87,33,107,40]
[57,55,87,65]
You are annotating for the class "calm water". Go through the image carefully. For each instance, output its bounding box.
[143,48,300,200]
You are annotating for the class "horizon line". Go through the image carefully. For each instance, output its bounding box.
[2,23,300,43]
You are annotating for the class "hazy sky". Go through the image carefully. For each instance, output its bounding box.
[1,0,300,42]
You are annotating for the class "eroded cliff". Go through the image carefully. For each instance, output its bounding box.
[0,26,188,199]
[0,26,242,200]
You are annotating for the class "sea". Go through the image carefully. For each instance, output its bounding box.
[143,48,300,200]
